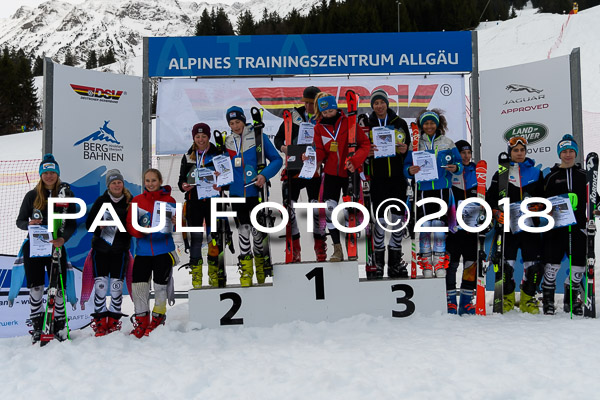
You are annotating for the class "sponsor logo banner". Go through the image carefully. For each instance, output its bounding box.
[148,32,472,77]
[156,75,466,155]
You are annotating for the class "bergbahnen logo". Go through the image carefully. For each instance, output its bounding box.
[503,122,548,145]
[70,84,125,104]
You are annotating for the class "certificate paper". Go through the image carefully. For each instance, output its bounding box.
[213,155,234,187]
[372,126,395,158]
[195,168,219,199]
[28,225,53,257]
[297,122,315,145]
[152,201,176,233]
[299,147,318,179]
[413,151,438,182]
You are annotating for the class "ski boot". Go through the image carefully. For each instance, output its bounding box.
[238,254,254,287]
[130,312,150,339]
[329,243,344,262]
[564,284,583,316]
[29,312,44,345]
[53,317,68,342]
[292,237,301,263]
[144,312,166,336]
[503,291,516,313]
[519,291,540,314]
[387,246,408,278]
[207,242,220,288]
[106,312,122,334]
[254,255,267,284]
[91,312,109,337]
[314,235,327,262]
[433,252,449,278]
[458,290,476,316]
[447,290,458,314]
[542,287,555,315]
[418,252,433,278]
[189,261,203,289]
[373,249,385,280]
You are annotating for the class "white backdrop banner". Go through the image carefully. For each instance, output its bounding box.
[480,56,573,177]
[156,75,467,155]
[49,64,143,269]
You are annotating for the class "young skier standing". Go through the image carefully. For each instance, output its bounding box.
[178,122,221,288]
[403,110,462,278]
[447,140,478,314]
[224,106,282,286]
[85,169,132,335]
[486,136,544,314]
[15,154,77,343]
[313,92,370,262]
[274,86,326,262]
[365,88,410,277]
[542,135,588,315]
[126,168,177,337]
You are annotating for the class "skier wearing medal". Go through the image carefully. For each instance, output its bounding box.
[313,92,370,262]
[542,134,589,315]
[485,136,544,314]
[14,154,77,343]
[224,106,282,287]
[365,88,410,278]
[447,140,478,314]
[403,109,462,279]
[178,122,221,288]
[274,86,327,262]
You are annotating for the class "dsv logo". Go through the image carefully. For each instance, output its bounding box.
[70,84,125,101]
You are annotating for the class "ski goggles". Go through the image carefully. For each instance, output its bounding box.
[508,136,528,147]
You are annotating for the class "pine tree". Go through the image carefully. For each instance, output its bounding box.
[14,54,39,131]
[213,7,234,35]
[63,48,76,66]
[237,10,256,35]
[196,8,213,35]
[33,55,43,76]
[105,48,116,65]
[85,50,98,69]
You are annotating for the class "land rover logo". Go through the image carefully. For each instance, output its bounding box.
[503,122,548,145]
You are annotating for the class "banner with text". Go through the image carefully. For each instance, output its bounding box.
[156,75,466,155]
[480,56,573,178]
[148,32,473,77]
[49,64,143,269]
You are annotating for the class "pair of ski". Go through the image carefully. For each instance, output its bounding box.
[38,183,73,346]
[479,152,597,317]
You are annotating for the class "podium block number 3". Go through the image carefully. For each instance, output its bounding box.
[306,267,325,300]
[391,284,415,318]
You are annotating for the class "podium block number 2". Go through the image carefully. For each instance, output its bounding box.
[220,292,244,326]
[306,267,325,300]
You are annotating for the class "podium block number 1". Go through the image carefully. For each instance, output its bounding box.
[305,267,325,300]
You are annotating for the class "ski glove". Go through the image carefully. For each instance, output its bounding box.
[493,209,504,225]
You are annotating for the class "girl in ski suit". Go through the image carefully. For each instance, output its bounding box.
[542,135,588,315]
[85,169,132,336]
[447,140,478,314]
[365,88,410,278]
[274,86,326,262]
[15,153,76,343]
[485,136,544,314]
[223,106,282,287]
[126,168,177,338]
[313,92,371,262]
[178,122,221,288]
[403,109,463,278]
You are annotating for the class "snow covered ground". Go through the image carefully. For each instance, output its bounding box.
[3,5,600,399]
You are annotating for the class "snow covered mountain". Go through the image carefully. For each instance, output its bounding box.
[0,0,319,65]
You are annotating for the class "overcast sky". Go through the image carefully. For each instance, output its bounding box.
[1,0,243,19]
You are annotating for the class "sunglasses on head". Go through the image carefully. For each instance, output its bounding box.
[508,136,528,147]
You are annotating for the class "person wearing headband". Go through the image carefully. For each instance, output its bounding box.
[403,109,463,280]
[486,135,544,314]
[364,88,410,279]
[312,92,371,263]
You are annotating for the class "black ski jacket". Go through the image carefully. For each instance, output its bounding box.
[178,142,220,202]
[86,190,132,253]
[486,157,544,209]
[544,163,588,229]
[16,188,77,241]
[366,108,410,181]
[274,105,313,151]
